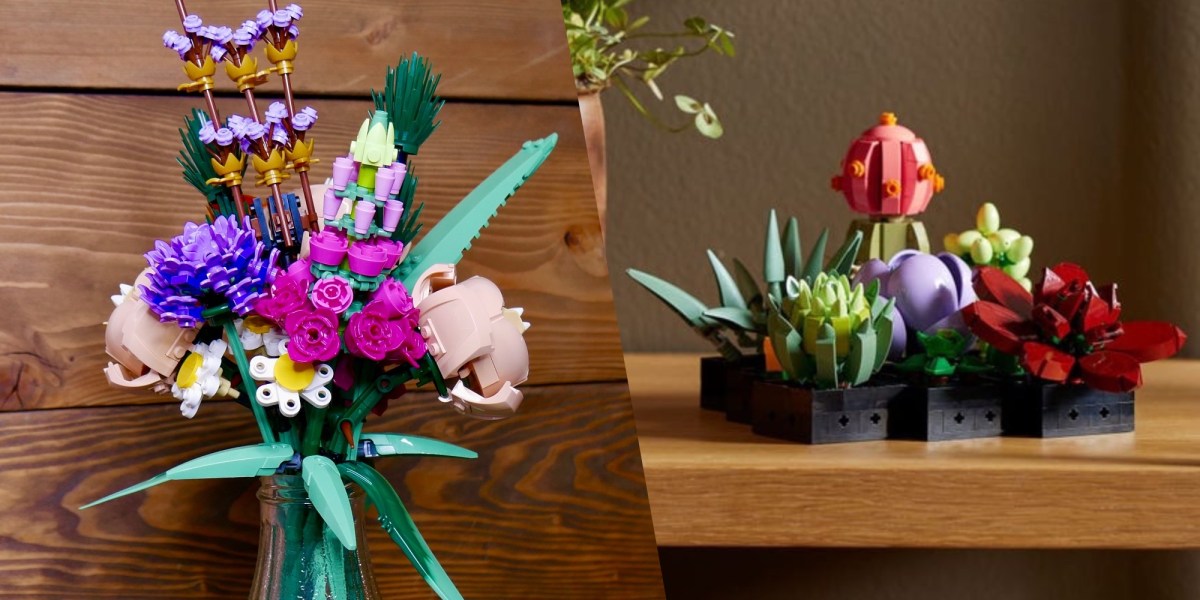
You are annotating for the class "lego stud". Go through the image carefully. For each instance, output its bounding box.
[849,160,865,178]
[830,175,843,192]
[880,112,898,126]
[918,163,937,181]
[883,179,902,197]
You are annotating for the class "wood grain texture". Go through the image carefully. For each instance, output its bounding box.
[0,92,620,410]
[628,353,1200,549]
[0,383,663,598]
[0,0,576,101]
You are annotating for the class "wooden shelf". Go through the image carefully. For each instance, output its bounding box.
[626,353,1200,549]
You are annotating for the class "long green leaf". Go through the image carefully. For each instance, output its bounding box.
[627,268,710,328]
[703,306,757,331]
[801,228,830,283]
[764,210,784,301]
[302,455,356,551]
[783,217,803,280]
[827,230,864,276]
[81,443,293,509]
[370,53,445,155]
[814,323,840,389]
[361,434,477,459]
[706,250,746,309]
[731,257,762,309]
[339,462,464,600]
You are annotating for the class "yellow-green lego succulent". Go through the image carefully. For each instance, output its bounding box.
[766,272,895,389]
[944,202,1035,290]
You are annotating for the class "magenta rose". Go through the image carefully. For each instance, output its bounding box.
[254,266,311,326]
[310,275,353,314]
[344,302,401,361]
[370,278,417,320]
[387,316,427,367]
[283,307,340,362]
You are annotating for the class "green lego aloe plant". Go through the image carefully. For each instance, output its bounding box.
[894,329,992,382]
[766,273,896,389]
[627,209,863,361]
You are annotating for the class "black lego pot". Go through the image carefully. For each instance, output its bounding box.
[698,354,765,421]
[1003,382,1134,438]
[889,383,1004,441]
[749,378,906,444]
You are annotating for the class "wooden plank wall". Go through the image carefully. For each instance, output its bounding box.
[0,0,663,597]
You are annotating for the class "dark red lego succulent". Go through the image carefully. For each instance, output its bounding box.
[962,263,1186,392]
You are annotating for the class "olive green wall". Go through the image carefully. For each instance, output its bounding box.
[606,0,1199,356]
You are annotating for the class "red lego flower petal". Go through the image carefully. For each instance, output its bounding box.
[962,300,1038,355]
[1049,262,1091,287]
[1105,321,1187,362]
[1031,304,1071,340]
[1078,351,1143,392]
[1081,292,1119,332]
[1021,341,1076,383]
[974,267,1033,316]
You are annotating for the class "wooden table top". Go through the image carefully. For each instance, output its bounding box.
[626,353,1200,549]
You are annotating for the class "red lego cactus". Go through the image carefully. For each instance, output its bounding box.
[962,264,1186,392]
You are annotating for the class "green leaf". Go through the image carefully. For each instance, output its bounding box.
[706,249,746,309]
[731,257,762,309]
[845,322,877,386]
[763,210,785,299]
[704,306,757,331]
[801,228,830,284]
[360,434,478,459]
[766,300,796,378]
[827,230,863,276]
[81,443,293,509]
[814,324,840,389]
[684,16,708,33]
[627,268,711,328]
[674,94,703,114]
[695,105,723,138]
[872,299,896,371]
[339,462,464,600]
[718,31,736,56]
[302,455,357,551]
[370,53,445,155]
[783,217,803,280]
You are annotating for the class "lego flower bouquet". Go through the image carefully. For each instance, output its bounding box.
[88,3,556,599]
[630,111,1186,444]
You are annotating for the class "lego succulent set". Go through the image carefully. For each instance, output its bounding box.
[629,112,1186,444]
[90,3,555,599]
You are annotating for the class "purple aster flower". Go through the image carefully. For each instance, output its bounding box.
[273,10,292,28]
[256,9,274,29]
[214,127,235,147]
[197,119,216,144]
[140,215,277,327]
[270,124,290,147]
[163,30,193,59]
[264,102,288,125]
[182,14,203,34]
[291,106,318,131]
[284,4,304,19]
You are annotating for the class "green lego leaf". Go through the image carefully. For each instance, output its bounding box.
[706,250,746,310]
[339,462,464,600]
[704,306,757,331]
[177,109,238,215]
[801,228,829,284]
[873,299,896,371]
[361,434,477,459]
[731,257,762,310]
[783,217,803,280]
[845,320,877,386]
[371,53,446,155]
[397,134,557,289]
[390,167,424,246]
[81,443,294,509]
[827,230,864,276]
[765,299,796,378]
[302,455,357,551]
[814,323,839,389]
[763,210,784,300]
[627,268,711,328]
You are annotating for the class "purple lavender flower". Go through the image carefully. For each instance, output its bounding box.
[232,23,260,47]
[198,25,233,46]
[264,102,289,125]
[288,24,300,38]
[240,19,262,36]
[226,114,252,138]
[210,45,228,62]
[140,215,277,327]
[291,106,318,131]
[182,14,203,34]
[256,9,274,29]
[214,127,235,147]
[197,119,217,144]
[244,122,267,140]
[284,4,304,19]
[273,10,292,28]
[163,30,193,59]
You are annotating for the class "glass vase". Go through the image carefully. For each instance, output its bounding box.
[249,474,381,600]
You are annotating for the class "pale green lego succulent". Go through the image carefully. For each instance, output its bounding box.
[766,272,895,389]
[944,202,1035,290]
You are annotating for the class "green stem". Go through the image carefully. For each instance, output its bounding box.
[302,404,326,457]
[612,75,691,134]
[221,319,276,444]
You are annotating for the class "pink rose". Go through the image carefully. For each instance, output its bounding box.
[311,275,353,314]
[370,278,417,320]
[344,302,400,361]
[283,307,340,362]
[254,272,310,326]
[387,316,427,367]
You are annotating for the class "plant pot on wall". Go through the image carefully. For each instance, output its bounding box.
[578,91,606,236]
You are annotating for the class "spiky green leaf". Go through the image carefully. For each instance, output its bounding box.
[801,228,830,283]
[627,268,711,328]
[827,230,863,276]
[706,250,746,309]
[371,53,446,155]
[302,455,356,551]
[783,217,803,280]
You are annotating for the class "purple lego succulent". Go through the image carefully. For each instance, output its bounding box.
[853,250,978,359]
[140,215,277,328]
